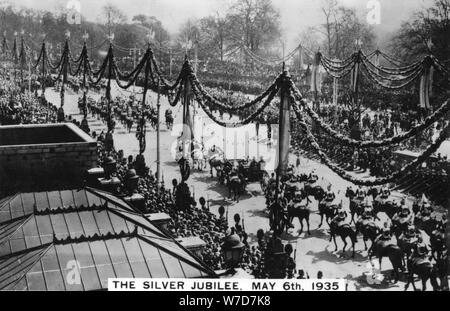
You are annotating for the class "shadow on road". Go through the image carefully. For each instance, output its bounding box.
[307,245,367,265]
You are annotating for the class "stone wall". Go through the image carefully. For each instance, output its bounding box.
[0,123,97,195]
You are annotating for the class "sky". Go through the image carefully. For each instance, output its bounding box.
[3,0,435,48]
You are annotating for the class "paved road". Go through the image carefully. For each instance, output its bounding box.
[44,85,442,291]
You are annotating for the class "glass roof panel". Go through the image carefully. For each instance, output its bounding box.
[77,211,100,236]
[72,190,89,208]
[0,241,11,257]
[160,251,186,278]
[49,214,69,238]
[60,190,75,208]
[72,242,95,268]
[85,190,103,207]
[55,244,77,272]
[95,264,116,289]
[179,261,203,278]
[40,247,61,272]
[92,211,114,235]
[25,271,47,291]
[89,240,113,266]
[63,213,84,238]
[34,192,50,212]
[79,266,101,291]
[9,195,24,218]
[11,276,28,291]
[35,215,53,244]
[44,270,66,291]
[47,191,63,210]
[20,193,36,214]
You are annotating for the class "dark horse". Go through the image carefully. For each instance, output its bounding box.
[329,222,357,258]
[355,219,380,251]
[287,201,312,236]
[165,110,174,131]
[404,256,439,291]
[369,240,404,283]
[227,174,245,202]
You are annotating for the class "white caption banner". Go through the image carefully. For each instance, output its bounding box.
[108,278,347,292]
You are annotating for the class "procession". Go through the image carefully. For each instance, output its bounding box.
[0,0,449,292]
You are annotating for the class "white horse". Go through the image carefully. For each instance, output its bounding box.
[192,141,207,171]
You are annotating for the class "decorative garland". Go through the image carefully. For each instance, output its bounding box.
[189,68,282,112]
[293,103,449,186]
[53,227,139,245]
[289,79,450,148]
[190,72,280,128]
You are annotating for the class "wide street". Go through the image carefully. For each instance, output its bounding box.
[43,84,421,291]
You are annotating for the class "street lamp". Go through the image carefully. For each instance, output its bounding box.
[221,234,245,274]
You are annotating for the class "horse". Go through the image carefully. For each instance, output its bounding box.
[287,200,311,236]
[414,214,439,237]
[374,199,400,219]
[303,183,324,199]
[318,201,339,228]
[369,239,404,283]
[397,233,419,264]
[355,218,380,251]
[349,198,365,225]
[192,148,207,171]
[329,222,357,258]
[429,227,446,260]
[165,111,174,130]
[227,174,245,202]
[207,149,225,177]
[434,250,449,291]
[404,256,439,291]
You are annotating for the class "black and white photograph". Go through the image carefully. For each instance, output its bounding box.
[0,0,449,295]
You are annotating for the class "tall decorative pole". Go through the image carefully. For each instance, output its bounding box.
[80,32,90,134]
[19,30,25,92]
[104,32,115,152]
[41,41,46,101]
[156,71,162,188]
[82,32,89,120]
[57,32,70,123]
[12,32,18,89]
[275,65,291,201]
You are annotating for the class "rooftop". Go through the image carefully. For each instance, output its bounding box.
[0,187,215,291]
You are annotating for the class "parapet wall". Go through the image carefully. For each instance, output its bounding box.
[0,123,97,194]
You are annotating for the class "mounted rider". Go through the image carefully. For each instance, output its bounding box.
[356,186,366,200]
[411,235,430,261]
[361,199,377,220]
[331,203,347,228]
[307,170,318,183]
[374,223,395,246]
[416,194,433,219]
[380,186,391,199]
[324,184,335,203]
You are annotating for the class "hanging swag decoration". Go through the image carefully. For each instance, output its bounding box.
[350,52,360,93]
[420,56,433,109]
